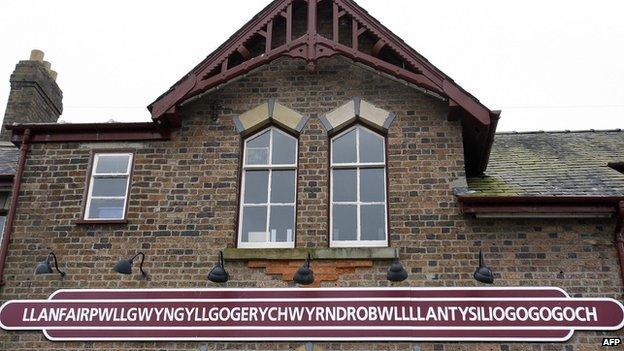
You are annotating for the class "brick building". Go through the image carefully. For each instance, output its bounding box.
[0,0,623,350]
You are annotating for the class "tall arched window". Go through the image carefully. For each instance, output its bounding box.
[330,125,388,247]
[238,127,298,248]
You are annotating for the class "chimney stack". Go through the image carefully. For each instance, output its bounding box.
[1,49,63,141]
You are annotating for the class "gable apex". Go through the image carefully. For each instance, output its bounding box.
[149,0,499,175]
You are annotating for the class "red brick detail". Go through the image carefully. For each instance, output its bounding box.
[247,259,373,287]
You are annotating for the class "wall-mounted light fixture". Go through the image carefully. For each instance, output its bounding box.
[208,251,229,283]
[387,248,408,282]
[473,250,494,284]
[293,253,314,285]
[113,252,147,278]
[35,252,66,277]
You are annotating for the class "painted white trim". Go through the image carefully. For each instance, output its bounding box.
[84,153,133,220]
[41,332,576,343]
[237,127,298,249]
[46,286,571,298]
[4,297,622,331]
[330,125,388,247]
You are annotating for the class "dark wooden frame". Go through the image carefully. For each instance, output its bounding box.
[76,149,135,225]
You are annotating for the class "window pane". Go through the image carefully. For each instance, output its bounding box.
[272,131,297,165]
[246,148,269,165]
[246,130,271,165]
[270,170,296,204]
[269,206,295,243]
[360,205,386,241]
[88,198,125,219]
[241,206,267,243]
[360,168,385,202]
[332,169,357,202]
[91,177,128,197]
[243,171,269,204]
[332,129,357,164]
[332,205,357,241]
[247,130,270,148]
[95,155,130,174]
[359,128,384,163]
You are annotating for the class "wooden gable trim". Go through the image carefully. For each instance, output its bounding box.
[148,0,494,129]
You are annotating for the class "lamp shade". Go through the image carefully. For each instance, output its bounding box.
[208,251,229,283]
[387,248,408,282]
[387,260,408,282]
[34,260,53,275]
[473,250,494,284]
[293,254,314,285]
[34,252,65,277]
[113,259,133,275]
[113,252,147,277]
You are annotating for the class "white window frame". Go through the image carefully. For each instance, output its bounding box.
[237,127,298,249]
[84,153,133,220]
[330,125,388,248]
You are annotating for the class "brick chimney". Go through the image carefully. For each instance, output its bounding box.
[1,49,63,141]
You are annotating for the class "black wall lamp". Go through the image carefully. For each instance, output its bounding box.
[35,252,66,277]
[113,252,147,278]
[473,250,494,284]
[208,251,229,283]
[293,253,314,285]
[387,248,408,282]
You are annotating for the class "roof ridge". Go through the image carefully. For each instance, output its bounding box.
[496,128,623,135]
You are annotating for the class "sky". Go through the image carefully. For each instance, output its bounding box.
[0,0,623,132]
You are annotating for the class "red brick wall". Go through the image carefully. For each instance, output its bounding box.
[0,56,621,350]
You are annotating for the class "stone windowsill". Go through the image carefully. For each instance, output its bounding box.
[75,219,129,225]
[223,247,395,261]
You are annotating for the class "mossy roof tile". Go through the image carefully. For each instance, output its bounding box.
[466,130,624,196]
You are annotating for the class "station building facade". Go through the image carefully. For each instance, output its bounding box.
[0,0,623,350]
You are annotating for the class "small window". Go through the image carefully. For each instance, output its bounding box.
[330,125,388,247]
[238,128,298,248]
[84,153,133,220]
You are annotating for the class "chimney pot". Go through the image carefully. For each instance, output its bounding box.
[49,70,58,81]
[42,61,52,70]
[29,49,44,61]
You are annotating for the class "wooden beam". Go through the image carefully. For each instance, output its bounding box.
[333,2,339,41]
[447,100,462,122]
[372,39,386,57]
[307,0,318,69]
[236,45,251,60]
[307,0,317,34]
[286,4,292,43]
[352,20,359,51]
[265,21,273,52]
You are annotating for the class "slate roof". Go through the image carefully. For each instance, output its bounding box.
[0,141,18,175]
[466,130,624,196]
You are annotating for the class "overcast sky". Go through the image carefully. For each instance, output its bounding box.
[1,0,623,132]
